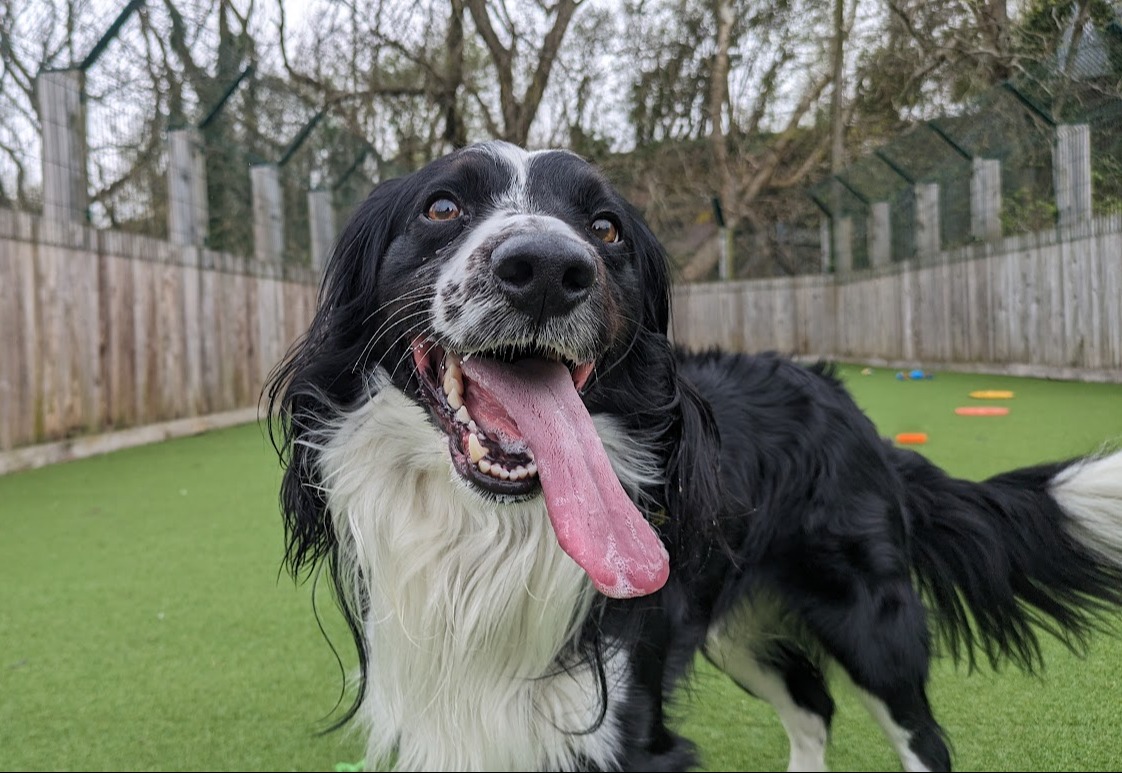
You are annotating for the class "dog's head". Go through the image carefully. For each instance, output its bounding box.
[269,141,696,599]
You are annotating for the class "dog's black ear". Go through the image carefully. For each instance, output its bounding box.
[611,204,732,567]
[623,205,673,336]
[319,175,419,338]
[265,174,416,580]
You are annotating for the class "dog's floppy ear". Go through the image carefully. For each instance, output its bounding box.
[612,202,730,566]
[265,174,416,580]
[622,205,673,336]
[318,175,419,344]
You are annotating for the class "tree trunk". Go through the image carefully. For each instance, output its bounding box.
[442,0,468,149]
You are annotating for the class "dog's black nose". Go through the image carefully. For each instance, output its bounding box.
[490,233,597,318]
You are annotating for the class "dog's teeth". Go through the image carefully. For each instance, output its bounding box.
[468,432,486,463]
[526,462,537,477]
[467,419,478,433]
[443,359,465,412]
[443,362,462,395]
[456,405,472,425]
[443,372,461,398]
[497,466,510,480]
[478,459,491,474]
[512,465,527,480]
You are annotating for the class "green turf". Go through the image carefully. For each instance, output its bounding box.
[1,365,1120,771]
[0,425,366,772]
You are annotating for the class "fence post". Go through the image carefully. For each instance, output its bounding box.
[307,188,335,273]
[251,163,284,263]
[167,128,208,246]
[834,215,853,273]
[868,201,891,267]
[820,216,832,273]
[37,69,87,224]
[914,182,941,258]
[970,157,1002,241]
[1054,124,1092,228]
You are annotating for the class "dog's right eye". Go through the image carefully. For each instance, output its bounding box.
[426,197,462,222]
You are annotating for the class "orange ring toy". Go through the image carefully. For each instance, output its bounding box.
[895,432,929,445]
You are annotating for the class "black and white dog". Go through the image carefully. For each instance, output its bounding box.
[267,140,1122,772]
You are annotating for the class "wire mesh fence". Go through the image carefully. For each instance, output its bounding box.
[0,0,386,269]
[811,44,1122,274]
[4,2,1122,277]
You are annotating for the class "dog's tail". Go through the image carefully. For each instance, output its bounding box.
[894,445,1122,671]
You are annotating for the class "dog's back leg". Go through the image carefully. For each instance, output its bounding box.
[704,602,834,772]
[793,578,951,773]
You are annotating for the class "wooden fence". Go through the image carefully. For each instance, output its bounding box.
[3,208,1120,468]
[672,214,1122,383]
[0,209,319,456]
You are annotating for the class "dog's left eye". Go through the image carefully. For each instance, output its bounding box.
[426,197,462,221]
[591,217,620,244]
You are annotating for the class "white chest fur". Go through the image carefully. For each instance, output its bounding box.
[314,382,636,771]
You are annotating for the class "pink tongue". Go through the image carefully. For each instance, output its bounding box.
[461,358,669,598]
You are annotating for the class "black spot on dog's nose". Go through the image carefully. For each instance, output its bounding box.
[491,233,597,319]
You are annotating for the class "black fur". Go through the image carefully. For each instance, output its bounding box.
[266,142,1122,771]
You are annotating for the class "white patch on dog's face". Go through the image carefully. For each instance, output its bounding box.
[466,141,582,213]
[471,141,532,212]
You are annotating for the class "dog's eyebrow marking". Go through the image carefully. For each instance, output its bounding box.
[467,141,586,216]
[470,140,534,213]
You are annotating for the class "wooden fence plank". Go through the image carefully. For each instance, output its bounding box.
[1103,231,1122,368]
[75,239,101,433]
[17,237,40,445]
[242,274,258,407]
[200,266,220,415]
[181,253,204,415]
[0,235,18,449]
[106,253,136,428]
[36,236,64,438]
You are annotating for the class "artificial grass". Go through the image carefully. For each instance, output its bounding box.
[0,425,365,771]
[1,365,1120,771]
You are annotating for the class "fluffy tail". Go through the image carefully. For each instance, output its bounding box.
[895,446,1122,671]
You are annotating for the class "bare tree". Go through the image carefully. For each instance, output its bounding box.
[856,0,1022,127]
[672,0,844,280]
[462,0,583,145]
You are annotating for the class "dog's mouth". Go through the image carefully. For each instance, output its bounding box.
[412,337,593,498]
[411,335,669,599]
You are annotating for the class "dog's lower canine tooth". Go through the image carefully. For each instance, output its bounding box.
[468,433,486,463]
